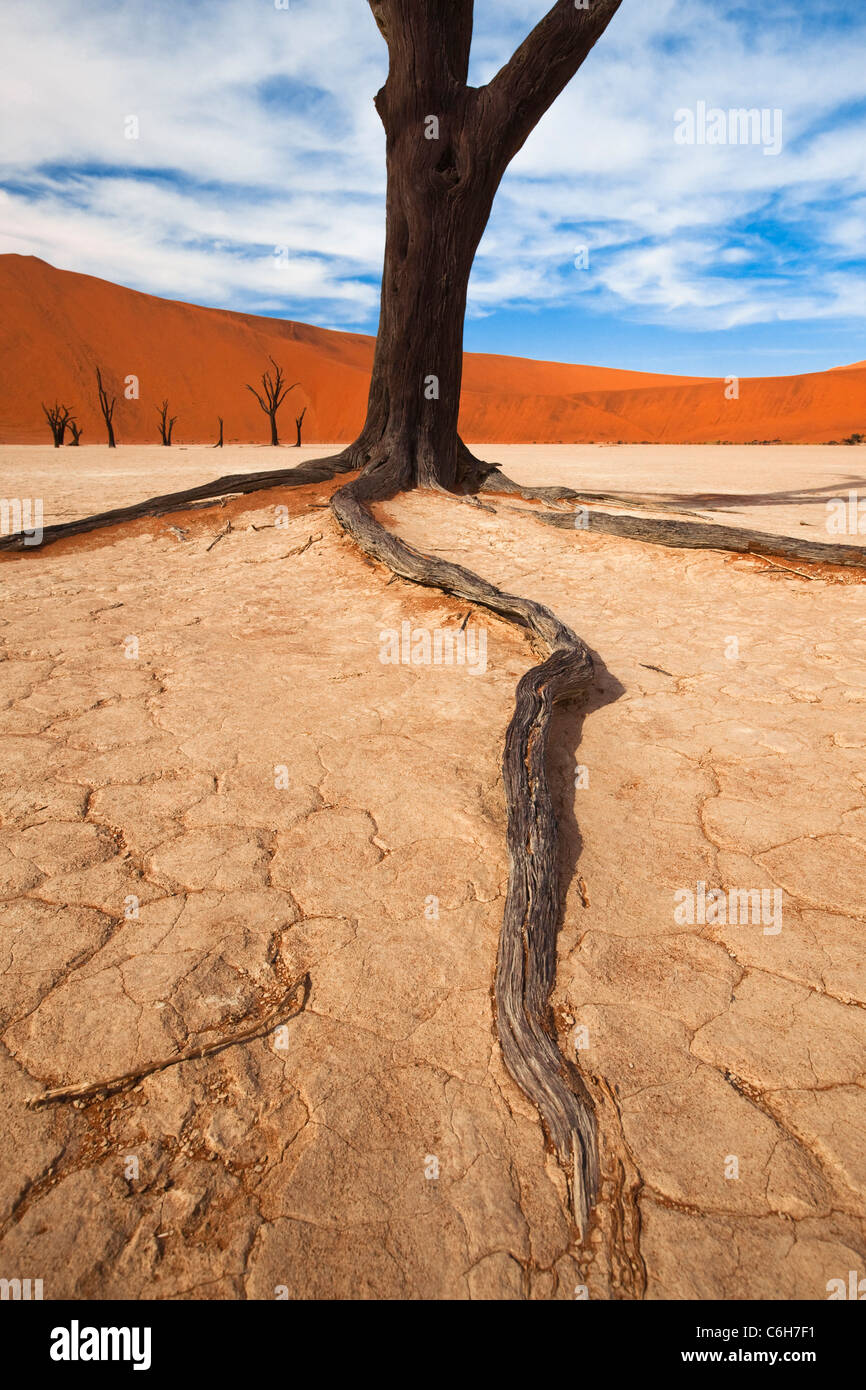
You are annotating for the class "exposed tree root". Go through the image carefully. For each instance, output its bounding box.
[330,465,599,1232]
[530,502,866,568]
[0,448,362,553]
[477,462,705,518]
[478,466,866,569]
[26,975,311,1109]
[536,503,866,567]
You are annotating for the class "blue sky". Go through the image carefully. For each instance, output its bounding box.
[0,0,864,377]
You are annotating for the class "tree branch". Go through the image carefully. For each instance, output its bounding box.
[367,0,475,89]
[480,0,624,166]
[245,384,269,414]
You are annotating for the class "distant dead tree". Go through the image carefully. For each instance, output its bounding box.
[42,401,74,447]
[95,367,117,448]
[245,357,297,446]
[214,417,224,448]
[156,399,177,446]
[67,421,83,446]
[294,406,307,447]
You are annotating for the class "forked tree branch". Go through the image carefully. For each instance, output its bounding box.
[42,400,74,446]
[480,0,624,166]
[246,357,297,414]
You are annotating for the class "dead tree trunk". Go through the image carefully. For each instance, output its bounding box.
[156,399,177,446]
[67,421,83,445]
[294,406,307,447]
[214,417,224,448]
[95,368,117,448]
[246,358,297,446]
[42,401,74,447]
[350,0,623,492]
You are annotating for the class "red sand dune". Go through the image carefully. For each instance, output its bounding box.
[0,254,863,446]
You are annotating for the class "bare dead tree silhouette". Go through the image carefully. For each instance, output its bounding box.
[67,420,83,446]
[214,417,224,448]
[41,401,74,447]
[294,405,307,447]
[95,367,117,448]
[245,357,297,446]
[4,1,862,1260]
[156,399,177,446]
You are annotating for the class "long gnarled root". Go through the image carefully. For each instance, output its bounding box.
[474,462,866,569]
[527,504,866,569]
[330,467,599,1231]
[0,448,363,553]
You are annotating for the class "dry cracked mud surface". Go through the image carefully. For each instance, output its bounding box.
[0,446,864,1299]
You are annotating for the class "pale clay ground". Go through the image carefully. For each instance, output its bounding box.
[0,444,864,1300]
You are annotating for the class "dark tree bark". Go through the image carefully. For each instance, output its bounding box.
[214,416,224,448]
[353,0,624,491]
[246,357,297,446]
[95,367,117,448]
[294,406,307,447]
[67,420,83,445]
[42,401,73,447]
[156,399,177,446]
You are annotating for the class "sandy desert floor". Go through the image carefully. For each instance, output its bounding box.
[0,444,864,1299]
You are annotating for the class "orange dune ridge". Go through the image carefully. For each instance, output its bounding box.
[0,254,863,446]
